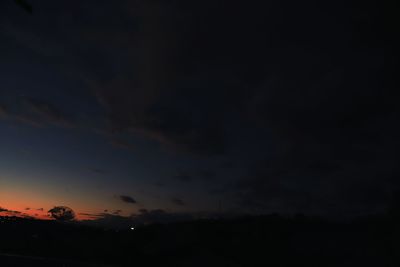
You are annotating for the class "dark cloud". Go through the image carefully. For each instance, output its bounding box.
[119,195,137,204]
[94,87,226,155]
[100,1,390,217]
[25,207,30,210]
[232,144,399,217]
[88,1,391,215]
[93,1,351,155]
[37,208,44,211]
[171,197,185,206]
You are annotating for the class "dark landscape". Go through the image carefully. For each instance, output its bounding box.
[1,212,400,266]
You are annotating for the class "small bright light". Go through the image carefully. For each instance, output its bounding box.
[130,227,135,230]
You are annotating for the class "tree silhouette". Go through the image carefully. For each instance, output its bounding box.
[48,206,76,221]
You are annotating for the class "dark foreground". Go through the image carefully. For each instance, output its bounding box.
[1,215,399,266]
[0,253,109,267]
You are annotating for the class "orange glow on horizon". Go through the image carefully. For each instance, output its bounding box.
[0,208,103,221]
[0,185,113,221]
[1,178,141,221]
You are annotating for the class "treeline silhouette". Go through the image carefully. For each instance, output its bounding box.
[0,213,399,266]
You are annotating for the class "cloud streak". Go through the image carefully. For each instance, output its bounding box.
[23,97,75,128]
[0,207,24,217]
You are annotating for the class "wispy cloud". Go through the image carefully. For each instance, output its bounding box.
[0,97,76,129]
[0,207,22,216]
[23,97,76,128]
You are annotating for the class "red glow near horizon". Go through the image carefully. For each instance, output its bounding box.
[0,189,113,221]
[0,209,101,221]
[1,184,139,221]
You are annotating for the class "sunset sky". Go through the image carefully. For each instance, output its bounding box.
[0,1,394,222]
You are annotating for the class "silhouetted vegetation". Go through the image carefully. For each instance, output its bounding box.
[0,213,399,266]
[48,206,76,221]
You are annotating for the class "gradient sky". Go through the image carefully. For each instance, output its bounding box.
[0,1,395,222]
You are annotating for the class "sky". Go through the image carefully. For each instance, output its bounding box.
[0,1,396,222]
